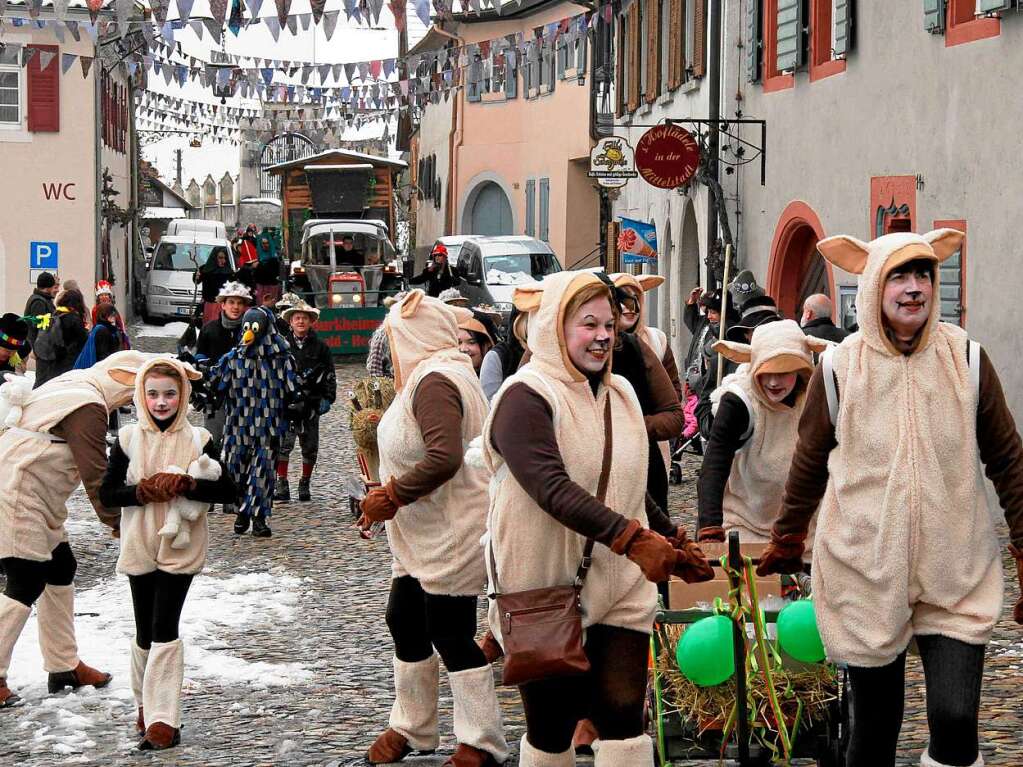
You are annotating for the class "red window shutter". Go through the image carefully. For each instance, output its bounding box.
[693,0,707,77]
[646,0,660,102]
[27,44,59,133]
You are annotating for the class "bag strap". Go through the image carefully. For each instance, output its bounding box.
[489,396,613,595]
[821,344,839,427]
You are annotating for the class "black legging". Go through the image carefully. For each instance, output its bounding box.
[128,570,194,649]
[846,634,985,767]
[518,624,649,753]
[2,542,77,607]
[384,575,486,672]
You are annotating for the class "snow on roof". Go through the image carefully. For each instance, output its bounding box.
[239,197,283,206]
[303,163,375,171]
[266,148,407,174]
[142,206,189,219]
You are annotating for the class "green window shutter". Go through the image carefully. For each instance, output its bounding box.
[505,50,518,98]
[924,0,946,34]
[746,0,761,82]
[978,0,1011,12]
[525,179,536,236]
[576,31,588,81]
[939,247,963,326]
[834,0,853,57]
[468,49,482,102]
[775,0,803,73]
[539,177,550,242]
[557,37,568,80]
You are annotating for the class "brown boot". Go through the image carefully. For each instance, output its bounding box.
[47,661,113,693]
[135,706,145,736]
[443,744,502,766]
[137,721,180,751]
[367,728,414,764]
[477,631,504,664]
[0,678,21,709]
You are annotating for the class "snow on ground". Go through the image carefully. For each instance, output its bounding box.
[8,569,312,760]
[131,321,189,339]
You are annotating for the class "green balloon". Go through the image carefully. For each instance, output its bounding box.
[676,615,735,687]
[777,600,826,663]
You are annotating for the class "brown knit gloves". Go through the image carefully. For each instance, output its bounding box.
[135,473,194,505]
[1009,545,1023,625]
[359,480,403,526]
[611,519,677,583]
[667,530,715,583]
[697,526,726,543]
[755,531,807,576]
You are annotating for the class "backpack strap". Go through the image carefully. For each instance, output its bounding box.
[967,339,981,404]
[821,344,839,427]
[728,385,755,444]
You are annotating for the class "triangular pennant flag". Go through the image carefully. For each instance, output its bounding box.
[163,63,173,84]
[343,62,355,83]
[357,62,369,82]
[383,58,396,77]
[369,0,383,24]
[61,53,77,74]
[285,13,297,34]
[228,0,245,35]
[265,16,281,41]
[318,63,330,83]
[53,0,69,20]
[203,17,221,39]
[274,0,290,26]
[161,20,175,46]
[190,18,204,37]
[21,47,39,68]
[369,59,382,79]
[80,56,93,78]
[175,0,195,22]
[299,12,311,30]
[414,0,430,27]
[152,0,169,24]
[309,0,326,23]
[126,59,138,77]
[260,67,274,85]
[341,0,356,19]
[245,0,263,21]
[38,49,56,71]
[53,24,66,43]
[322,9,339,39]
[209,0,228,25]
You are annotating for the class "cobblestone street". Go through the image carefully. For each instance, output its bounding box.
[1,337,1022,765]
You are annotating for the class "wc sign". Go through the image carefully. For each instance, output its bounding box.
[30,241,59,269]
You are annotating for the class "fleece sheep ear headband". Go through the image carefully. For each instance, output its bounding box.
[817,228,965,275]
[398,288,473,324]
[712,336,830,364]
[107,359,203,388]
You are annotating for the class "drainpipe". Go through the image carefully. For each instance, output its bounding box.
[705,0,722,289]
[446,32,465,237]
[94,53,104,290]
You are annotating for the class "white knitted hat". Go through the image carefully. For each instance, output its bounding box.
[216,281,253,303]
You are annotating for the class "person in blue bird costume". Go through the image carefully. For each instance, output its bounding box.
[210,306,296,539]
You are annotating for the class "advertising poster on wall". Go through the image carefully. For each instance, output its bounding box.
[617,217,657,265]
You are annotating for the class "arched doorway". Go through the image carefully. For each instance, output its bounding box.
[676,201,701,358]
[767,201,834,320]
[469,182,513,236]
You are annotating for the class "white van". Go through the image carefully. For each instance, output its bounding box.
[144,226,234,323]
[454,236,563,317]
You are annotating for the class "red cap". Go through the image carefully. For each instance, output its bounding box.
[431,243,448,257]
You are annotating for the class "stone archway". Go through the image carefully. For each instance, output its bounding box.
[766,201,834,320]
[657,218,671,334]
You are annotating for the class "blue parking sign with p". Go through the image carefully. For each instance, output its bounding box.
[30,242,58,269]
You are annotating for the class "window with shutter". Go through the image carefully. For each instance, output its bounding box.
[0,45,20,127]
[644,0,660,103]
[978,0,1011,11]
[776,0,804,72]
[658,0,670,94]
[692,0,706,77]
[747,0,762,82]
[557,36,568,80]
[761,0,795,91]
[576,30,588,80]
[638,0,648,101]
[505,48,518,98]
[667,0,682,89]
[27,44,59,133]
[434,177,442,210]
[945,0,1000,45]
[538,178,550,242]
[934,219,966,327]
[628,3,641,111]
[525,179,536,236]
[833,0,853,57]
[810,0,848,81]
[467,48,482,102]
[924,0,946,32]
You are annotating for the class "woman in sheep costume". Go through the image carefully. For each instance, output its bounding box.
[696,319,828,547]
[0,350,150,710]
[357,289,508,767]
[100,356,237,750]
[757,229,1023,767]
[482,270,712,767]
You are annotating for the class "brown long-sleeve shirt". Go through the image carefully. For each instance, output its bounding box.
[389,373,466,505]
[661,346,684,402]
[51,403,120,530]
[491,382,677,547]
[775,349,1023,548]
[632,338,685,442]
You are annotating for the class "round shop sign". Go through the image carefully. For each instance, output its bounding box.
[634,124,701,189]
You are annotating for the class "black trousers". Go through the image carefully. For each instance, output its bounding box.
[2,542,77,607]
[846,634,985,767]
[518,624,649,753]
[280,415,320,465]
[128,570,194,649]
[384,575,486,673]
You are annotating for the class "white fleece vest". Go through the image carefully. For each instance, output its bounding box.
[814,322,1002,666]
[483,367,657,639]
[378,360,490,596]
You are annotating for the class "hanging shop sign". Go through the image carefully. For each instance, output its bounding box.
[588,136,638,188]
[634,124,700,189]
[617,217,657,264]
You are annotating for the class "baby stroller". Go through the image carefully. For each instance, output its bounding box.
[669,382,703,485]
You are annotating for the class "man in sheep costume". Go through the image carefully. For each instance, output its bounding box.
[209,305,296,538]
[757,229,1023,767]
[0,350,151,708]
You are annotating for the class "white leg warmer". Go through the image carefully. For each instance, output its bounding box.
[0,595,31,678]
[388,654,440,752]
[593,734,655,767]
[921,749,984,767]
[448,664,510,763]
[142,640,184,729]
[130,641,150,707]
[518,734,575,767]
[36,584,80,673]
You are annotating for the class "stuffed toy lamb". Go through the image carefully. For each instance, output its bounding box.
[157,454,221,549]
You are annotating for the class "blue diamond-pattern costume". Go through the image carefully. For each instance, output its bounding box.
[210,307,296,520]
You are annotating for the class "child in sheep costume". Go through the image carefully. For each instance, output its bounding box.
[0,350,151,709]
[99,356,236,750]
[757,229,1023,767]
[696,319,828,549]
[357,289,508,767]
[209,306,296,538]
